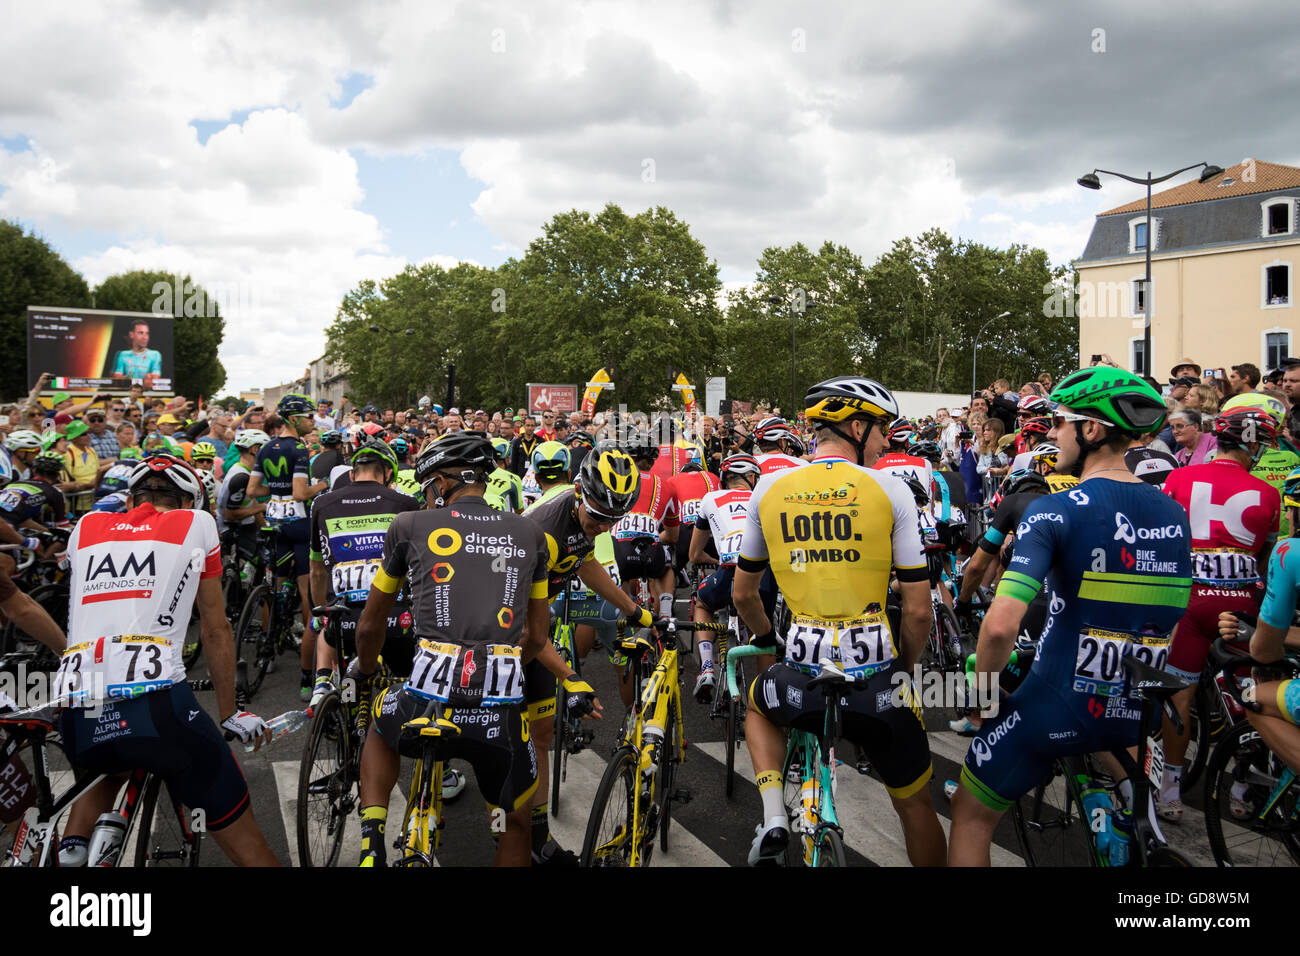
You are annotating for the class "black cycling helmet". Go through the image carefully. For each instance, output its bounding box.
[568,430,595,449]
[276,393,317,418]
[414,431,495,504]
[910,440,941,463]
[577,445,640,519]
[623,431,660,463]
[352,438,399,476]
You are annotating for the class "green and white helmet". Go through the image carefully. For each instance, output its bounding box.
[1049,367,1167,434]
[1221,392,1285,427]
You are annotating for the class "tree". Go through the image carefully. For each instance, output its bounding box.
[0,220,91,400]
[92,270,227,398]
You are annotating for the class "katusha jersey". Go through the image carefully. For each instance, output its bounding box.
[1162,458,1279,588]
[995,479,1192,699]
[310,482,419,604]
[252,436,311,523]
[611,471,679,542]
[755,452,806,475]
[666,469,720,529]
[60,503,222,702]
[696,488,752,565]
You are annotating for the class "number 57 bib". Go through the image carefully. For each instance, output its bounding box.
[785,612,894,679]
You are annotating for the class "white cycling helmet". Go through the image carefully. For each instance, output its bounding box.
[5,429,43,451]
[233,429,271,451]
[127,454,203,505]
[197,469,218,510]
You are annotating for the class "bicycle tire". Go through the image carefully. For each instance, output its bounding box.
[234,584,273,698]
[812,824,847,867]
[1012,757,1099,867]
[551,636,574,815]
[1181,678,1217,790]
[296,691,352,867]
[935,602,965,674]
[724,689,738,799]
[1204,721,1300,866]
[133,776,201,867]
[783,736,817,867]
[1145,844,1193,867]
[580,746,639,867]
[659,703,677,853]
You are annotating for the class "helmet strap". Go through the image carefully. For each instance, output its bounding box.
[823,418,874,465]
[1071,421,1106,477]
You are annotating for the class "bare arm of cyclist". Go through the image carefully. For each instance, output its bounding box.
[0,583,65,655]
[688,525,716,566]
[975,595,1025,678]
[897,577,932,672]
[292,473,327,502]
[356,580,399,674]
[732,566,771,639]
[309,558,329,613]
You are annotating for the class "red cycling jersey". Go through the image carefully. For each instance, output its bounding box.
[612,472,680,541]
[1163,458,1280,584]
[665,469,720,528]
[755,452,806,475]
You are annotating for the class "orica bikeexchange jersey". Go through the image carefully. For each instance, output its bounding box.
[995,479,1191,699]
[310,482,419,604]
[1259,538,1300,630]
[252,436,311,523]
[60,504,222,703]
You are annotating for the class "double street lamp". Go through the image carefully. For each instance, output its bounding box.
[368,324,416,409]
[1077,162,1224,377]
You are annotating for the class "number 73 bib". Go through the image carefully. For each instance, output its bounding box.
[785,613,894,679]
[56,635,174,701]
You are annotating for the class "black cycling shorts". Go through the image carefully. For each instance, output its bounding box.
[225,525,259,561]
[694,564,779,619]
[523,657,556,723]
[749,662,933,799]
[59,684,250,831]
[614,537,670,583]
[325,603,418,677]
[371,686,538,812]
[273,518,312,579]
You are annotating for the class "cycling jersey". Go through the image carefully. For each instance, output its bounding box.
[0,447,12,486]
[979,489,1049,556]
[961,479,1192,811]
[665,470,720,529]
[521,466,542,507]
[1248,445,1300,537]
[755,452,806,476]
[872,451,934,502]
[310,448,346,485]
[60,503,222,702]
[650,441,703,479]
[310,482,419,604]
[252,436,310,524]
[1125,447,1178,487]
[697,488,753,566]
[525,483,573,513]
[0,479,67,529]
[524,489,598,599]
[485,467,524,513]
[611,472,678,542]
[217,463,256,534]
[1045,474,1079,493]
[1163,458,1278,589]
[1260,538,1300,630]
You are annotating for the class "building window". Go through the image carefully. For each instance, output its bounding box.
[1130,337,1147,375]
[1130,276,1148,316]
[1134,223,1148,250]
[1128,216,1158,254]
[1263,262,1292,309]
[1263,329,1291,370]
[1261,198,1296,238]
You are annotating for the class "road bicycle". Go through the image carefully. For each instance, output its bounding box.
[580,618,705,867]
[393,697,459,867]
[233,525,302,699]
[700,615,741,797]
[548,586,598,816]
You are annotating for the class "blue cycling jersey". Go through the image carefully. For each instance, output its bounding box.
[1259,537,1300,631]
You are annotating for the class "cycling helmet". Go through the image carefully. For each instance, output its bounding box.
[389,436,410,457]
[1049,367,1166,435]
[1030,443,1059,470]
[197,470,217,510]
[721,453,761,483]
[190,441,218,462]
[1017,395,1050,415]
[118,446,143,460]
[886,417,915,446]
[901,473,930,507]
[276,393,317,418]
[127,454,203,505]
[1001,467,1049,496]
[576,446,640,519]
[1285,465,1300,509]
[360,422,388,441]
[1221,392,1286,427]
[4,429,42,452]
[233,429,270,451]
[490,437,510,460]
[92,491,129,514]
[681,461,704,473]
[623,432,660,463]
[910,440,941,463]
[1214,407,1278,453]
[321,430,344,446]
[531,440,571,480]
[805,376,899,423]
[414,432,495,492]
[352,438,399,476]
[568,430,595,449]
[31,450,66,476]
[1019,416,1051,439]
[754,416,798,447]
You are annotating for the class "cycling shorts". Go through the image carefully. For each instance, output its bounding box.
[1278,680,1300,725]
[551,593,626,665]
[524,657,556,724]
[1166,584,1262,681]
[614,537,670,582]
[58,684,249,831]
[273,518,311,579]
[694,565,779,620]
[371,685,538,812]
[748,662,933,798]
[960,672,1148,813]
[324,603,418,677]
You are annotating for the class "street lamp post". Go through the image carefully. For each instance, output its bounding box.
[972,311,1012,398]
[1077,162,1223,377]
[768,293,815,418]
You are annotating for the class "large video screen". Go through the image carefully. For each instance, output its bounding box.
[27,307,173,393]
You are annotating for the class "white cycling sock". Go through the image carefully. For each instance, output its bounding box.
[1160,764,1182,802]
[657,592,674,620]
[698,640,714,670]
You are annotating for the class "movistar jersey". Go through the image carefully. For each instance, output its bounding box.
[251,436,310,523]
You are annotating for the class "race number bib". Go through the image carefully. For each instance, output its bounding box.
[407,639,461,702]
[1072,628,1169,698]
[0,489,22,511]
[481,645,524,705]
[56,635,173,701]
[718,530,745,565]
[1191,550,1259,586]
[613,512,658,540]
[785,613,894,679]
[265,496,304,522]
[332,559,378,602]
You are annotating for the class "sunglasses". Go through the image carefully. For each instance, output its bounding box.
[582,501,619,525]
[1052,410,1115,429]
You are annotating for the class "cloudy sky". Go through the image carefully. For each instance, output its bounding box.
[1,0,1293,391]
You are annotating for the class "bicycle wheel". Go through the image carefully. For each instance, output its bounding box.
[1181,679,1219,790]
[812,824,847,867]
[396,758,436,867]
[783,738,818,867]
[551,637,573,815]
[659,704,678,853]
[234,584,273,698]
[935,602,965,674]
[1145,844,1193,867]
[1204,721,1300,867]
[1011,757,1099,867]
[296,691,352,867]
[133,776,201,867]
[580,746,639,867]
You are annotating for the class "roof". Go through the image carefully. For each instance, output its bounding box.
[1098,160,1300,216]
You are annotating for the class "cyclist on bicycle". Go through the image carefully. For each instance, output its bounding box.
[612,431,679,623]
[948,367,1192,866]
[190,441,218,474]
[1157,407,1281,820]
[665,460,720,582]
[217,428,269,578]
[351,432,579,867]
[752,416,807,474]
[734,376,946,866]
[485,438,524,513]
[0,450,69,535]
[529,441,572,507]
[56,454,279,866]
[3,429,44,484]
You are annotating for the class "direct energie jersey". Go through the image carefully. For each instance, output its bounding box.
[524,488,599,599]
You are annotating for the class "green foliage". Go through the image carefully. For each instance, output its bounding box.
[0,220,91,398]
[92,270,227,398]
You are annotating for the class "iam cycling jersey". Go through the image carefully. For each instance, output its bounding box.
[310,482,419,604]
[1162,458,1279,680]
[0,479,67,529]
[755,452,806,476]
[697,488,752,566]
[524,488,598,599]
[59,503,222,702]
[961,479,1192,811]
[252,436,310,524]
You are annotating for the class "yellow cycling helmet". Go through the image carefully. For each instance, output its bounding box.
[1221,392,1285,426]
[804,376,899,424]
[577,442,640,518]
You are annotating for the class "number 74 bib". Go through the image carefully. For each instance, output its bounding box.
[785,613,894,679]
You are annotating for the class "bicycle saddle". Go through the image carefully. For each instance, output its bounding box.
[1120,656,1188,698]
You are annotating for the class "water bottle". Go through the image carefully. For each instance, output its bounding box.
[1108,808,1132,867]
[244,709,312,752]
[641,722,664,772]
[1078,779,1112,857]
[87,811,128,867]
[239,561,254,585]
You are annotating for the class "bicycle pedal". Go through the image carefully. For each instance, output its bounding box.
[670,788,691,804]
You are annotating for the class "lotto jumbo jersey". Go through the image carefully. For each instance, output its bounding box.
[61,504,222,702]
[1163,458,1279,588]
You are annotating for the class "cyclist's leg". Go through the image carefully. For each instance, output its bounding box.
[1244,679,1300,772]
[448,703,537,867]
[692,567,729,700]
[58,775,126,865]
[521,657,565,863]
[745,664,810,859]
[359,685,408,865]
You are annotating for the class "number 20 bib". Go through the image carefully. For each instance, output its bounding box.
[1072,628,1169,698]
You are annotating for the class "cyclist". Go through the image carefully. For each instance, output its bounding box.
[689,453,772,702]
[247,395,328,701]
[1221,392,1299,537]
[612,432,679,623]
[56,454,279,866]
[485,438,524,513]
[523,442,657,864]
[752,416,807,474]
[529,441,572,506]
[351,433,586,867]
[665,460,720,582]
[1006,416,1051,472]
[948,367,1192,866]
[873,424,935,499]
[96,446,142,499]
[217,429,269,583]
[0,450,69,535]
[4,429,44,484]
[1156,406,1281,820]
[734,376,946,866]
[389,435,412,470]
[190,441,219,476]
[310,430,348,486]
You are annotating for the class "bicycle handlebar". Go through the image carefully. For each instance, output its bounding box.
[725,644,770,698]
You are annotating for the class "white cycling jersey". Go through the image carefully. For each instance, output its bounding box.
[696,488,753,565]
[755,453,806,476]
